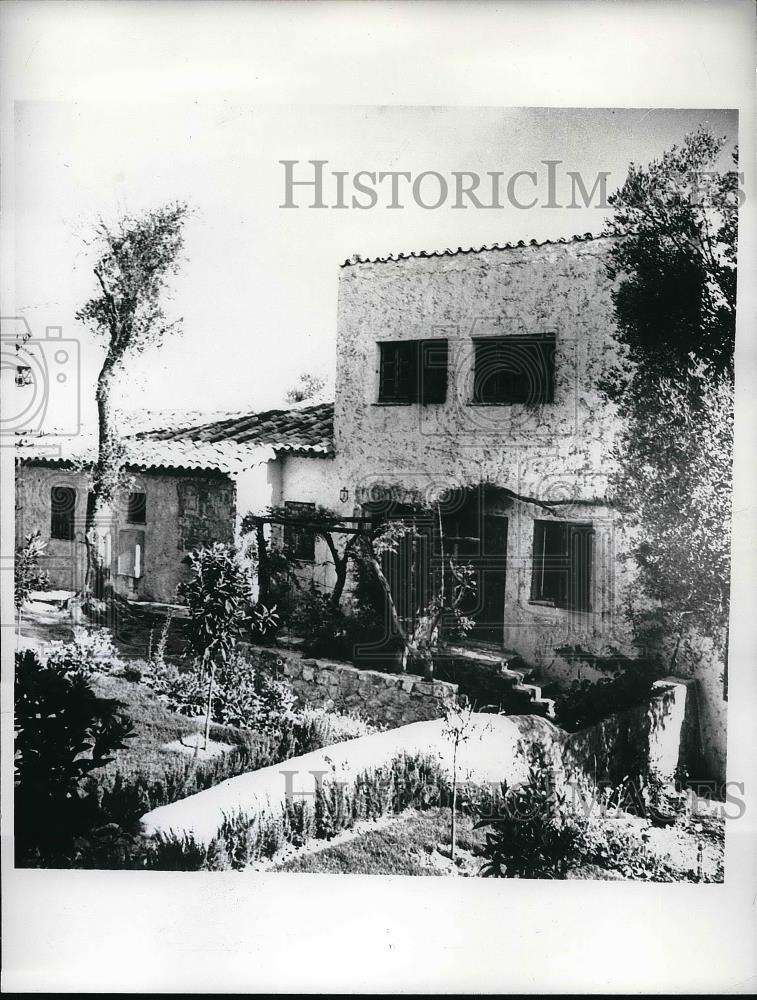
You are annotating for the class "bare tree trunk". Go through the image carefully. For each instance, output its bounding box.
[322,531,358,610]
[450,739,458,863]
[358,534,413,673]
[85,358,120,605]
[204,660,215,751]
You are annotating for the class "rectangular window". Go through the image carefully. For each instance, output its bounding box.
[126,491,147,524]
[531,520,593,612]
[378,339,448,404]
[284,501,316,561]
[50,485,76,540]
[473,333,555,404]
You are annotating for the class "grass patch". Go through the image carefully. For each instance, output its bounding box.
[273,808,486,876]
[56,672,381,869]
[89,672,251,782]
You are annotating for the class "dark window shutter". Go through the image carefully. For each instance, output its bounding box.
[379,343,399,401]
[420,340,448,404]
[379,341,420,403]
[568,523,593,612]
[396,342,418,402]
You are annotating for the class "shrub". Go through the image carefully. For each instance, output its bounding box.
[14,648,135,865]
[45,626,124,676]
[145,608,173,672]
[14,530,49,610]
[178,543,262,746]
[145,652,296,732]
[134,752,453,871]
[291,578,404,669]
[475,748,590,878]
[248,602,281,644]
[290,706,375,751]
[290,583,352,658]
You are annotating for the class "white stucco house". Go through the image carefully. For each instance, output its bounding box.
[15,232,727,779]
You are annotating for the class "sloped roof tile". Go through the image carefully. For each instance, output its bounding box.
[15,402,334,473]
[137,401,334,455]
[342,231,615,267]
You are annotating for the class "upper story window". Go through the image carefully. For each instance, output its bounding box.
[50,485,76,540]
[378,339,448,404]
[531,519,593,612]
[126,492,147,524]
[284,500,316,561]
[473,333,556,404]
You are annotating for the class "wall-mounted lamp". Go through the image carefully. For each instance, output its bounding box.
[339,486,349,504]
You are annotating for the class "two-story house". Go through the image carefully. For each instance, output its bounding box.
[332,233,632,678]
[15,232,726,779]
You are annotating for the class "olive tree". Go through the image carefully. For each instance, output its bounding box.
[75,202,189,603]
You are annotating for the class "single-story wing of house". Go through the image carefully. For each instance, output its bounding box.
[14,400,336,604]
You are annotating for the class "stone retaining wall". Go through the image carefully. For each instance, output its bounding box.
[563,678,699,784]
[240,644,459,728]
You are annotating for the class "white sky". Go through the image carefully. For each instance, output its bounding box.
[13,103,737,429]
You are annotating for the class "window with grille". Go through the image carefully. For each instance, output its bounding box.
[50,485,76,540]
[378,339,448,404]
[284,501,316,561]
[531,519,593,612]
[473,333,555,404]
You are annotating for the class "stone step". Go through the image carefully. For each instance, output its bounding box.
[436,644,555,719]
[498,660,555,719]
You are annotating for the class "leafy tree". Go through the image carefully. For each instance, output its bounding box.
[177,543,255,749]
[284,372,326,405]
[441,701,476,862]
[603,126,737,395]
[356,510,476,678]
[75,203,189,602]
[602,126,738,653]
[243,503,476,677]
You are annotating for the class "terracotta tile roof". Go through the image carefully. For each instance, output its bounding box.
[15,402,335,474]
[136,401,334,455]
[14,436,278,475]
[341,231,615,267]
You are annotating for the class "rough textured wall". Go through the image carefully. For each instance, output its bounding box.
[15,463,235,604]
[177,478,235,551]
[563,678,700,783]
[245,644,458,728]
[277,454,342,592]
[15,464,89,592]
[665,633,727,784]
[331,237,636,669]
[334,237,621,500]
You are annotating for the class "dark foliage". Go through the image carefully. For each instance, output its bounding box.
[475,749,589,878]
[601,126,737,646]
[14,649,135,865]
[551,660,660,732]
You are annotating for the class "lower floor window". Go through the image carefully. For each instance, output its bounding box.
[531,519,593,612]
